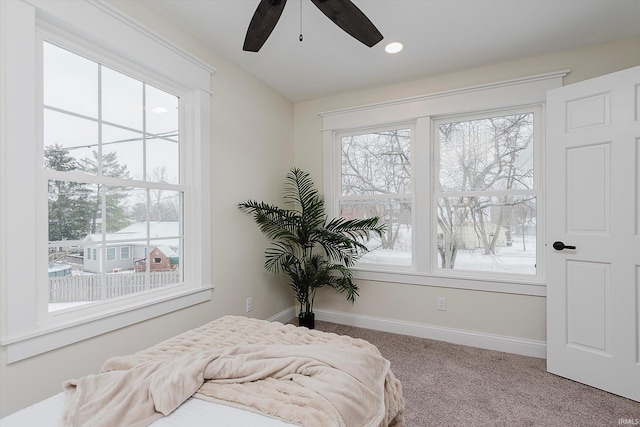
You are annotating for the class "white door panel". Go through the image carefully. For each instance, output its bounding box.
[546,65,640,402]
[566,260,609,353]
[566,143,610,233]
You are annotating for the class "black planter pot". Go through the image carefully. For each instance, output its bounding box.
[298,311,315,329]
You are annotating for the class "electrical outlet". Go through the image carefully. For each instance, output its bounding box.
[437,297,446,311]
[246,297,253,312]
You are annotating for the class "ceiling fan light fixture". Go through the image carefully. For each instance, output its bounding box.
[385,42,403,54]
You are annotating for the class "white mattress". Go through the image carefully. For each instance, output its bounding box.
[0,393,298,427]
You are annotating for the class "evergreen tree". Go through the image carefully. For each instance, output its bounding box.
[45,145,94,241]
[79,150,132,233]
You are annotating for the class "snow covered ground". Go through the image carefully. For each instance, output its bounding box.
[360,235,536,275]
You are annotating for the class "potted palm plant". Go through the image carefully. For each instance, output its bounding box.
[238,167,386,329]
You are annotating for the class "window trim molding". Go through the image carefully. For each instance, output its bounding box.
[351,268,547,296]
[321,71,567,296]
[0,0,214,362]
[3,287,211,362]
[319,70,568,128]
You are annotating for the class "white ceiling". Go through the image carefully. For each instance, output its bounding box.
[142,0,640,102]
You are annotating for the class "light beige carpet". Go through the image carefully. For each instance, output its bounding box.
[305,320,639,427]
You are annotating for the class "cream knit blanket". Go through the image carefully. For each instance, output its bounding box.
[63,316,405,427]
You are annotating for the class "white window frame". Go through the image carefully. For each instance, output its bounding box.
[0,0,214,362]
[322,70,569,296]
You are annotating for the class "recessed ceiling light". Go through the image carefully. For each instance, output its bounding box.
[385,42,403,54]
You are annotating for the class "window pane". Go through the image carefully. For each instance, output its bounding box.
[44,110,97,170]
[146,138,180,184]
[43,42,98,118]
[438,113,534,192]
[341,129,411,196]
[146,84,179,136]
[102,185,135,233]
[48,240,89,311]
[48,180,97,241]
[147,189,180,222]
[436,195,536,274]
[102,125,142,180]
[340,199,411,266]
[101,66,143,130]
[124,187,150,226]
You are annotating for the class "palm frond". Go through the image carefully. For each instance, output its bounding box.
[264,242,299,273]
[238,200,300,242]
[325,264,359,303]
[325,216,386,240]
[283,168,325,224]
[314,217,386,265]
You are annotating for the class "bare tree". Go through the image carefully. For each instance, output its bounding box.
[341,129,411,250]
[340,114,535,270]
[437,113,534,266]
[127,166,180,223]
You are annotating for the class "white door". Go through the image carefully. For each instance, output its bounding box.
[546,65,640,401]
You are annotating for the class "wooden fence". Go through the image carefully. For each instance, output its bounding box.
[49,270,181,303]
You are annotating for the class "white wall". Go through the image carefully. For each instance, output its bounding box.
[0,0,294,417]
[293,36,640,346]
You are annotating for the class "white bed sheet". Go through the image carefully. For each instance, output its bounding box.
[0,393,299,427]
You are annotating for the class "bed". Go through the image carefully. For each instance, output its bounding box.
[0,315,405,427]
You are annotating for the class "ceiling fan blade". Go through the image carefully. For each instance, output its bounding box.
[243,0,288,52]
[310,0,383,47]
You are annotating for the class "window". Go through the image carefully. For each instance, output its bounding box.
[322,71,565,294]
[334,109,540,279]
[337,126,413,266]
[1,0,213,362]
[44,41,183,311]
[106,247,117,262]
[434,110,538,275]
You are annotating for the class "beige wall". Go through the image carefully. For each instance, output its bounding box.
[0,1,294,417]
[294,36,640,343]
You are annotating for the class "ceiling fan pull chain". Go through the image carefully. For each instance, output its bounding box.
[299,0,303,42]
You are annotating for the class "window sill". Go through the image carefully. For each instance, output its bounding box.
[352,267,546,296]
[1,286,213,363]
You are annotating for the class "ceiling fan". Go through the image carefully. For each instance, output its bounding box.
[243,0,383,52]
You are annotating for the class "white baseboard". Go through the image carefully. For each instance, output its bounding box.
[314,308,547,359]
[267,306,296,324]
